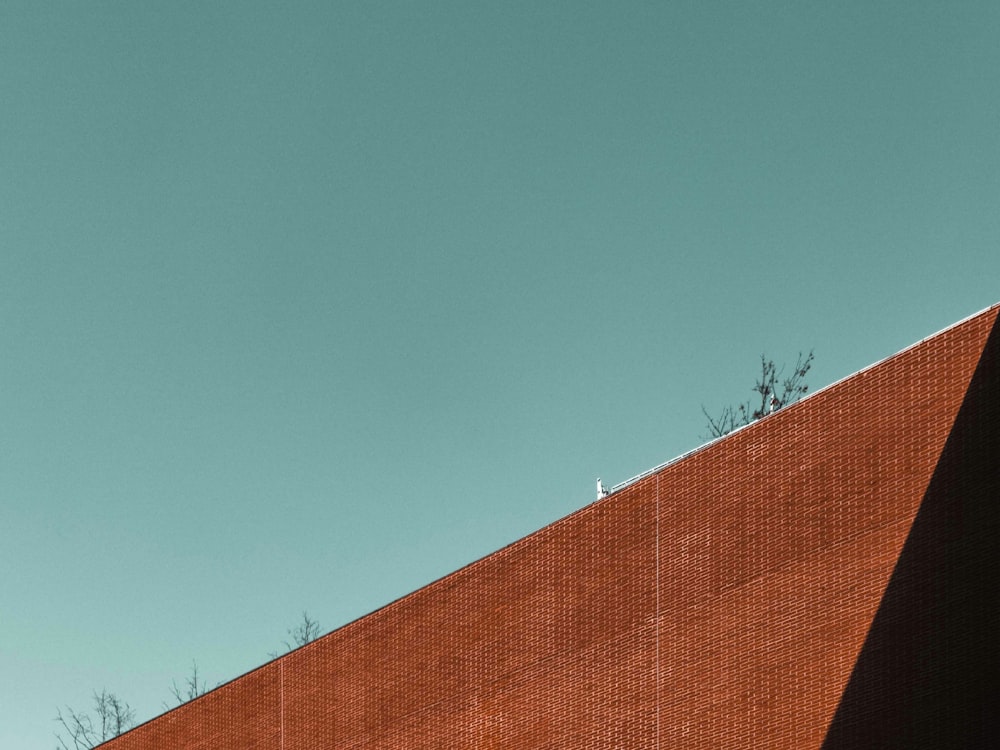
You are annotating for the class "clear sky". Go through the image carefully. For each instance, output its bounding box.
[2,2,998,747]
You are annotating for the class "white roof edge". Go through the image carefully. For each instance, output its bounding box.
[607,301,1000,495]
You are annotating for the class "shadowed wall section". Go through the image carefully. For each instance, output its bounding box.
[100,304,998,749]
[822,313,999,748]
[654,306,997,746]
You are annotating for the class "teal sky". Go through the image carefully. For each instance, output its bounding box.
[2,2,998,746]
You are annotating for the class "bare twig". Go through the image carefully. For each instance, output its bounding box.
[283,611,322,651]
[165,660,214,708]
[702,350,814,439]
[55,690,135,750]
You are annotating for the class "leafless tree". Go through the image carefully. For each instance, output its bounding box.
[55,690,135,750]
[702,350,814,438]
[285,611,322,650]
[165,660,214,708]
[60,615,325,745]
[269,611,323,658]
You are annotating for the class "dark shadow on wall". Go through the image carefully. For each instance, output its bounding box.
[821,315,1000,749]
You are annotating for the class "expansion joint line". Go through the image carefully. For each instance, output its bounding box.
[280,659,285,750]
[655,473,660,750]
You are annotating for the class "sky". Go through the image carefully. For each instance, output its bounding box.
[1,2,998,747]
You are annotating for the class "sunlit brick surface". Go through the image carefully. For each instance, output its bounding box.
[102,305,998,749]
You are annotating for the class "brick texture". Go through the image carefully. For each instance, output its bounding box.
[101,304,999,749]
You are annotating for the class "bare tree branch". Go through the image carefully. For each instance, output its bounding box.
[165,660,213,708]
[702,350,814,439]
[55,690,135,750]
[284,611,322,652]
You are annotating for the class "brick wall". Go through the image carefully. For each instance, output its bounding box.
[102,304,998,749]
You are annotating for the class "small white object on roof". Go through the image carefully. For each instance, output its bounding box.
[597,477,609,499]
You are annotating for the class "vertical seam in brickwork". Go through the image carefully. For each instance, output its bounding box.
[279,659,284,750]
[655,473,660,750]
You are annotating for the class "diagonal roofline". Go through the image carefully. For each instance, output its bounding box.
[608,301,1000,495]
[99,300,999,747]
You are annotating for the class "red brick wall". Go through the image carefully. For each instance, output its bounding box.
[103,305,998,749]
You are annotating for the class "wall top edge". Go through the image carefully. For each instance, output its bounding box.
[608,300,1000,494]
